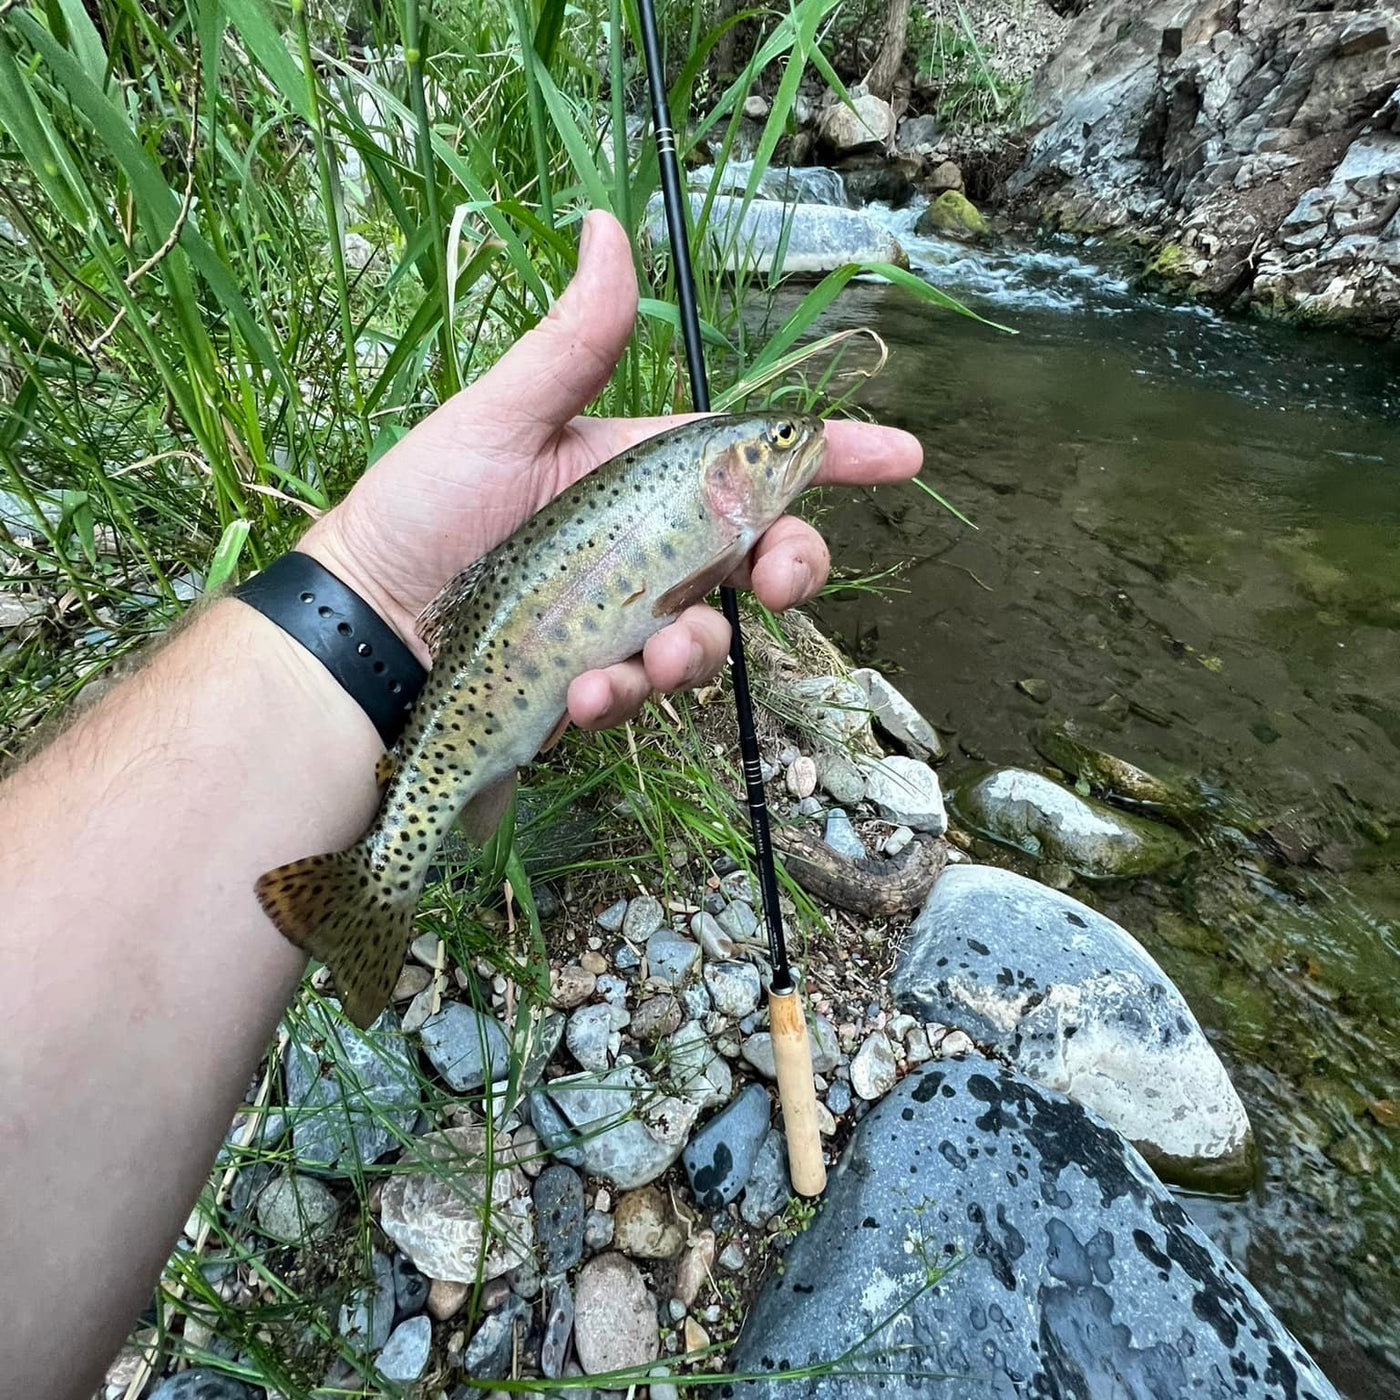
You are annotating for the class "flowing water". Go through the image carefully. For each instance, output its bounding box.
[802,204,1400,1396]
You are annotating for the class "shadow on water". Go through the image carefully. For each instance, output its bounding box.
[800,221,1400,1397]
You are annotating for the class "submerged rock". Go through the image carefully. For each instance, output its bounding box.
[530,1066,699,1188]
[893,865,1253,1190]
[646,193,905,277]
[729,1061,1337,1400]
[956,766,1192,878]
[1031,717,1201,816]
[283,1010,419,1174]
[379,1126,533,1283]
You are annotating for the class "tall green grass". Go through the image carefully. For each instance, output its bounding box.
[0,0,979,1388]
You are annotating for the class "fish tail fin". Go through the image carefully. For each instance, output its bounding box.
[255,847,417,1030]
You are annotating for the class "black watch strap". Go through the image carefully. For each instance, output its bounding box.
[232,551,425,746]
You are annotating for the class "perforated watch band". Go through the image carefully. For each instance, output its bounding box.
[232,551,425,746]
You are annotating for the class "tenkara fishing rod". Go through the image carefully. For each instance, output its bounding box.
[633,0,827,1198]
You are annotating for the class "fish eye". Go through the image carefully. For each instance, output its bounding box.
[767,420,797,448]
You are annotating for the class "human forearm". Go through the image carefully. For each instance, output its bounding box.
[0,596,381,1399]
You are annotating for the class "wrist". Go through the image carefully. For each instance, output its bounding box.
[297,514,431,670]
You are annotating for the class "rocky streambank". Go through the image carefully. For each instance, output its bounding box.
[112,637,1344,1399]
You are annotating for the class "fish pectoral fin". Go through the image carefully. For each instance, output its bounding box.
[417,543,507,657]
[255,847,415,1030]
[651,537,749,618]
[537,710,570,755]
[459,770,518,846]
[375,750,399,790]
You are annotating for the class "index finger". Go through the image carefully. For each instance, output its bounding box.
[565,414,922,488]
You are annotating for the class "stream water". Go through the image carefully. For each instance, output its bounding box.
[804,209,1400,1396]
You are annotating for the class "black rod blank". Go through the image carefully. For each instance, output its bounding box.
[633,0,795,994]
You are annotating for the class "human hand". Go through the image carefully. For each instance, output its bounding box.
[301,210,922,731]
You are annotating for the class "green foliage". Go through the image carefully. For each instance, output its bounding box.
[908,1,1025,130]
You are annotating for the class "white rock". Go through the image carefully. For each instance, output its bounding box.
[566,1003,614,1072]
[850,1033,898,1100]
[860,755,947,834]
[704,961,762,1019]
[818,89,896,153]
[574,1253,659,1374]
[785,756,818,799]
[851,668,945,761]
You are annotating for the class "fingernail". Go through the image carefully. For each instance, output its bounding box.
[687,640,706,682]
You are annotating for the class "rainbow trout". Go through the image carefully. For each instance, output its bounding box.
[256,413,826,1027]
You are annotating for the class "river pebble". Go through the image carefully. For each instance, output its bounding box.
[255,1173,339,1246]
[646,928,701,984]
[565,1004,614,1072]
[583,1207,614,1252]
[377,1314,431,1383]
[283,1010,419,1173]
[531,1066,698,1188]
[826,1079,852,1115]
[541,1282,574,1378]
[463,1293,528,1378]
[339,1251,395,1353]
[822,807,866,860]
[147,1373,258,1400]
[810,1015,841,1074]
[704,960,762,1018]
[815,746,866,805]
[631,993,682,1042]
[666,1021,733,1108]
[391,1251,429,1320]
[883,825,914,856]
[596,898,628,931]
[850,1032,897,1100]
[790,675,871,741]
[691,911,737,960]
[614,1184,685,1259]
[739,1127,791,1227]
[427,1277,470,1321]
[552,965,596,1009]
[533,1164,585,1276]
[574,1253,659,1374]
[380,1126,534,1282]
[419,1004,512,1091]
[717,899,759,942]
[683,1084,771,1207]
[786,755,818,798]
[739,1033,776,1079]
[674,1229,716,1306]
[860,755,947,834]
[623,895,666,943]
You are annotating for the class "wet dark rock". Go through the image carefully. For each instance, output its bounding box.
[534,1164,586,1276]
[728,1060,1338,1400]
[893,865,1253,1190]
[683,1084,771,1207]
[283,1010,419,1174]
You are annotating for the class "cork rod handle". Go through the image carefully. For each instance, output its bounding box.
[769,985,828,1197]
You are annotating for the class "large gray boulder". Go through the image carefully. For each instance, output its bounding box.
[893,865,1252,1190]
[955,767,1191,878]
[1008,0,1400,333]
[645,193,906,276]
[729,1060,1337,1400]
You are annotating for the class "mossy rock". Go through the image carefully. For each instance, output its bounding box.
[914,190,989,243]
[1140,241,1200,292]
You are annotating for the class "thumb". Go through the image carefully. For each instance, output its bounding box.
[470,209,638,447]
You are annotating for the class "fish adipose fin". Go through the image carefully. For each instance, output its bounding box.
[256,849,415,1029]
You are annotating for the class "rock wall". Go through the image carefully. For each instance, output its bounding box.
[1007,0,1400,333]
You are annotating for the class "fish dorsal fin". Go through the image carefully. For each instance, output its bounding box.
[416,547,503,657]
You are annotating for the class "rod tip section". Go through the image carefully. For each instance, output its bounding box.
[768,985,829,1198]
